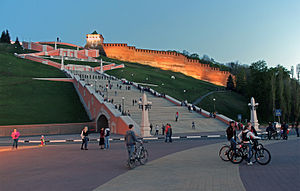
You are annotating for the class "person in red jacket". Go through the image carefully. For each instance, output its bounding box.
[165,124,173,143]
[11,129,20,149]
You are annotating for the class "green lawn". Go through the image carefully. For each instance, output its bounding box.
[0,43,37,54]
[197,91,249,122]
[0,52,90,125]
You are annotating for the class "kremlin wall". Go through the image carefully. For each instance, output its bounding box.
[101,43,232,86]
[84,31,233,87]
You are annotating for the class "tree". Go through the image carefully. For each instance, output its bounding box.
[14,37,21,47]
[0,30,11,44]
[0,31,6,43]
[4,30,11,43]
[189,53,199,59]
[226,75,234,90]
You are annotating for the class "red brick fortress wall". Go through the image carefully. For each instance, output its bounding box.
[102,43,232,86]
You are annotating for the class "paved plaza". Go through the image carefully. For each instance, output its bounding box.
[0,136,299,191]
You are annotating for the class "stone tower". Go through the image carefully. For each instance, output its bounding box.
[85,31,104,49]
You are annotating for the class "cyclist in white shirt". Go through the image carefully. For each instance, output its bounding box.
[238,123,260,165]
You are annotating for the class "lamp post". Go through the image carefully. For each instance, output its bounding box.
[213,98,216,112]
[122,97,125,115]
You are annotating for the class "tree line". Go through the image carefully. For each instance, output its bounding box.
[0,29,20,46]
[227,60,300,123]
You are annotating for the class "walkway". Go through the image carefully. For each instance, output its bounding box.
[94,137,299,191]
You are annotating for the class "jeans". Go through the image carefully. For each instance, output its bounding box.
[12,139,18,148]
[230,138,236,152]
[165,135,172,142]
[104,136,110,149]
[81,137,88,149]
[127,145,135,160]
[247,143,252,163]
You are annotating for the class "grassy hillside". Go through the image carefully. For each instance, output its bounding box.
[0,45,90,125]
[197,91,249,121]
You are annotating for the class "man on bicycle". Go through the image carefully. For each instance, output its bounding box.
[125,124,140,161]
[226,121,237,152]
[238,123,260,165]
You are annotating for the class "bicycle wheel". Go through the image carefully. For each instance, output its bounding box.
[128,158,136,169]
[219,145,230,161]
[255,148,271,165]
[139,149,149,165]
[229,149,243,164]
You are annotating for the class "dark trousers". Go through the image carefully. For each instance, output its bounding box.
[165,135,172,142]
[12,139,18,148]
[81,137,88,149]
[296,128,299,137]
[230,138,236,151]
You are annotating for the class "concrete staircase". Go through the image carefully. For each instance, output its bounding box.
[72,71,227,134]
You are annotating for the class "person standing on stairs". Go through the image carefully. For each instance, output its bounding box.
[175,112,179,122]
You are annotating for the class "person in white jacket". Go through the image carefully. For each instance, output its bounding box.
[238,123,261,165]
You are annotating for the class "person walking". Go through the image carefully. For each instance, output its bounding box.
[124,124,140,161]
[104,127,110,149]
[150,123,153,134]
[80,126,89,150]
[155,125,159,135]
[161,124,165,135]
[99,127,105,149]
[11,129,20,149]
[266,122,273,140]
[281,122,288,140]
[175,112,179,122]
[295,121,299,137]
[165,124,172,143]
[192,121,195,129]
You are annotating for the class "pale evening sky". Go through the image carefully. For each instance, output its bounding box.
[1,0,300,75]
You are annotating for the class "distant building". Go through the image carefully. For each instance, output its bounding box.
[85,31,104,49]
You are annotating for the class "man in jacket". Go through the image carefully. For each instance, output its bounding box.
[125,124,140,160]
[226,121,237,151]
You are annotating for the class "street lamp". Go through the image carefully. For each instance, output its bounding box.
[122,97,125,115]
[213,98,216,112]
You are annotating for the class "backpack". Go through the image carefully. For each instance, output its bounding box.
[242,131,250,142]
[105,129,110,137]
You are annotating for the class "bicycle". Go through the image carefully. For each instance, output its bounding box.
[228,140,271,165]
[219,144,231,161]
[128,142,149,169]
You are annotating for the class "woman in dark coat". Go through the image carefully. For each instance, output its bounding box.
[99,127,105,149]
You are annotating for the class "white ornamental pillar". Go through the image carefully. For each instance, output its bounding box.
[61,56,64,70]
[100,59,103,73]
[248,97,259,131]
[54,41,57,50]
[140,93,152,137]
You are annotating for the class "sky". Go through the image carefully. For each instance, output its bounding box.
[1,0,300,75]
